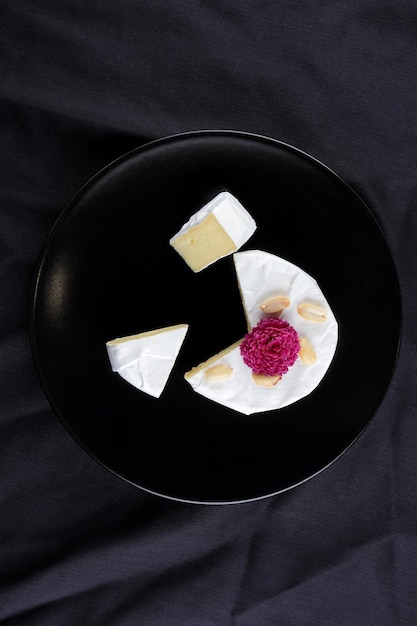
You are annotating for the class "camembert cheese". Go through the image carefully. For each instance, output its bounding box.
[184,250,338,415]
[106,324,189,398]
[169,191,256,272]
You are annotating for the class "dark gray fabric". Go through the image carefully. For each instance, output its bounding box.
[1,1,416,624]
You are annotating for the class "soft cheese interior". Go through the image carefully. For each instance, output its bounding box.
[106,324,189,398]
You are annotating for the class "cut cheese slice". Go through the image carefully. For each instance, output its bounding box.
[169,191,256,272]
[106,324,189,398]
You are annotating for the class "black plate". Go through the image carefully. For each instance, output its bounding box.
[30,130,401,504]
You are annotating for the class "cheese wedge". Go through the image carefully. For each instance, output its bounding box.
[169,192,256,272]
[106,324,189,398]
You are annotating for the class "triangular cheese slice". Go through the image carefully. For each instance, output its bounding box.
[106,324,189,398]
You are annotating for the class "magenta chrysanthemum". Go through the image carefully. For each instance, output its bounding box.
[240,317,300,377]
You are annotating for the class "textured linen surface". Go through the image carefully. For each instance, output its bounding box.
[1,1,417,624]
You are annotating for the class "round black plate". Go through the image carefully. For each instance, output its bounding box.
[30,130,401,504]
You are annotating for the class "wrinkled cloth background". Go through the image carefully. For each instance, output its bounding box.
[1,1,417,624]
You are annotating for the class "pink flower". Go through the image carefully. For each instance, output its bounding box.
[240,317,300,377]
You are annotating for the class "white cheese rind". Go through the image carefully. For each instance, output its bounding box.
[210,192,257,248]
[185,339,334,415]
[185,250,338,415]
[169,191,256,271]
[106,324,189,398]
